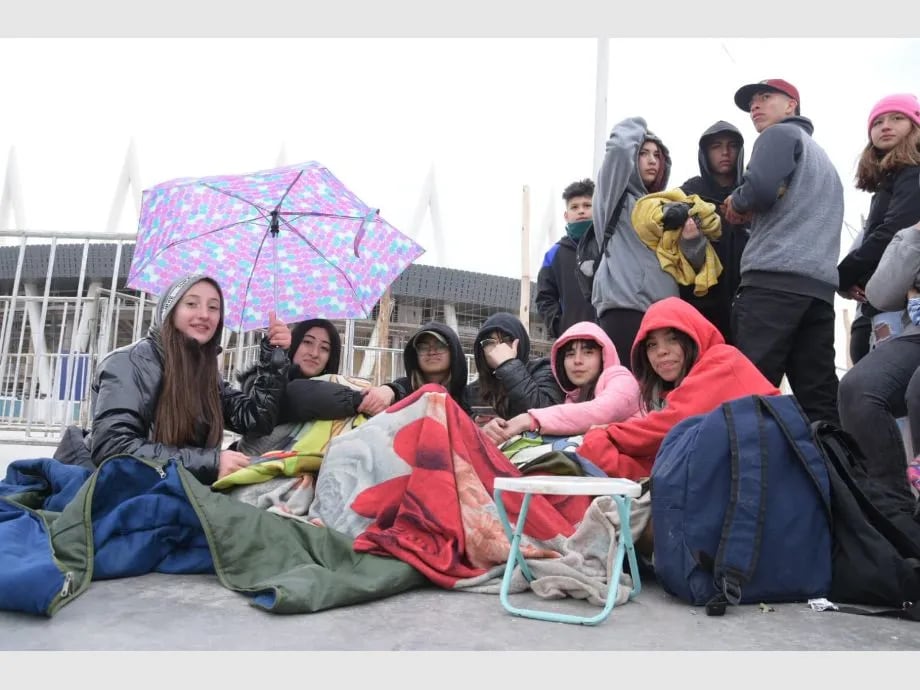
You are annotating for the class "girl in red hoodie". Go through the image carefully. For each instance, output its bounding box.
[576,297,780,480]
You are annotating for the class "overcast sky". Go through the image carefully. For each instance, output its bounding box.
[0,36,918,366]
[2,37,917,275]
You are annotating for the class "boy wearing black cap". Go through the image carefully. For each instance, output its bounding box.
[723,78,844,426]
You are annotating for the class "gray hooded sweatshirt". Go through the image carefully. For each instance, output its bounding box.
[730,115,844,304]
[591,116,708,316]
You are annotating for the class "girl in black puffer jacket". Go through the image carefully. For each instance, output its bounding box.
[87,274,291,484]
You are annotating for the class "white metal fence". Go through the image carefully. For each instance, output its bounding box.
[1,229,484,442]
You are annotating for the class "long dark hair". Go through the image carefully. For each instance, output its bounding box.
[631,328,699,413]
[475,359,509,418]
[554,338,601,402]
[287,318,342,378]
[153,308,223,448]
[855,123,920,192]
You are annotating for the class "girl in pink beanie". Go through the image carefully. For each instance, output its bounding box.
[837,92,920,353]
[867,93,920,134]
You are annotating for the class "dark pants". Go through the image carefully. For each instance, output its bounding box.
[838,334,920,500]
[731,286,840,426]
[599,308,646,371]
[849,313,872,365]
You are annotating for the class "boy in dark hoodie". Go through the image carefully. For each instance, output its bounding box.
[535,178,599,338]
[679,121,749,344]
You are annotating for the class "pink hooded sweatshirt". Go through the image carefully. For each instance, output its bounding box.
[528,321,640,436]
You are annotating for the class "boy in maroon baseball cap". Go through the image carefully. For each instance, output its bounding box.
[733,79,801,116]
[722,76,845,428]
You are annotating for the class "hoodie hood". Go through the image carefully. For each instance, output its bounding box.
[550,321,620,395]
[287,318,342,379]
[631,130,672,197]
[404,321,468,403]
[696,120,746,191]
[148,274,225,349]
[630,297,724,370]
[474,312,531,363]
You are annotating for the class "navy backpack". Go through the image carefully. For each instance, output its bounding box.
[651,394,833,614]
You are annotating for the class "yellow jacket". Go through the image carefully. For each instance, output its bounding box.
[631,189,723,296]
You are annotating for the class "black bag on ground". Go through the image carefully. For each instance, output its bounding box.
[574,193,627,301]
[813,420,920,620]
[52,424,96,471]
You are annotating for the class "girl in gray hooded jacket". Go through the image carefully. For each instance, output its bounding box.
[591,116,709,366]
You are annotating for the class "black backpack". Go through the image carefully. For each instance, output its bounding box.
[812,420,920,620]
[574,192,627,301]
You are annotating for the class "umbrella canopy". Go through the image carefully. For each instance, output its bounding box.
[127,162,425,331]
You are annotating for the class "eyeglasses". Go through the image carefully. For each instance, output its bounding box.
[415,341,449,355]
[479,335,514,349]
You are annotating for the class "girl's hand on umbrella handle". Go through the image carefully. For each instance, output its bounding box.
[266,310,292,350]
[218,450,251,479]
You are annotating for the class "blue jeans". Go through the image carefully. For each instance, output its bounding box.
[838,333,920,499]
[870,310,905,348]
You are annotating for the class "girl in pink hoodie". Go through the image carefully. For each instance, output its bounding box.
[482,321,640,444]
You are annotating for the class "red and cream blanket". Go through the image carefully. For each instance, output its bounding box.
[306,384,649,602]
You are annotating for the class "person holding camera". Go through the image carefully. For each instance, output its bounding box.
[590,116,709,368]
[723,78,844,426]
[679,121,749,344]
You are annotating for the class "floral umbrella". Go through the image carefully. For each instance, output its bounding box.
[127,161,425,331]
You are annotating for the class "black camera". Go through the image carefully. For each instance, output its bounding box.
[661,201,692,231]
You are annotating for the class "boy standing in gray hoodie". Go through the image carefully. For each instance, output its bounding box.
[724,79,844,425]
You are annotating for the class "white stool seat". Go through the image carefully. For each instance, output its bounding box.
[493,473,643,626]
[494,475,641,497]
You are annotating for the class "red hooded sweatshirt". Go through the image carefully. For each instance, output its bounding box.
[576,297,780,479]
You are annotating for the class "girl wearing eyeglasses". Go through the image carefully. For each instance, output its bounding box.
[467,312,564,421]
[481,321,640,444]
[358,322,471,415]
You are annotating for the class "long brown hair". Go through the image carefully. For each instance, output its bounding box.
[631,328,698,413]
[153,292,224,448]
[855,123,920,192]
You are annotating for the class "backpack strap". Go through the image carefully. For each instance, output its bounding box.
[599,191,629,258]
[758,396,833,523]
[706,395,769,615]
[707,395,833,616]
[820,598,920,621]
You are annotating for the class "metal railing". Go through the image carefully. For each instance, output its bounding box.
[0,230,486,440]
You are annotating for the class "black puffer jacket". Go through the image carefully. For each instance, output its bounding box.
[837,165,920,317]
[86,275,289,484]
[88,336,288,484]
[466,312,563,419]
[238,318,364,424]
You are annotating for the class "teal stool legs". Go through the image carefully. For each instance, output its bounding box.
[493,476,642,626]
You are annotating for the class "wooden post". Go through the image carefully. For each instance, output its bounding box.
[519,185,531,333]
[374,287,393,385]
